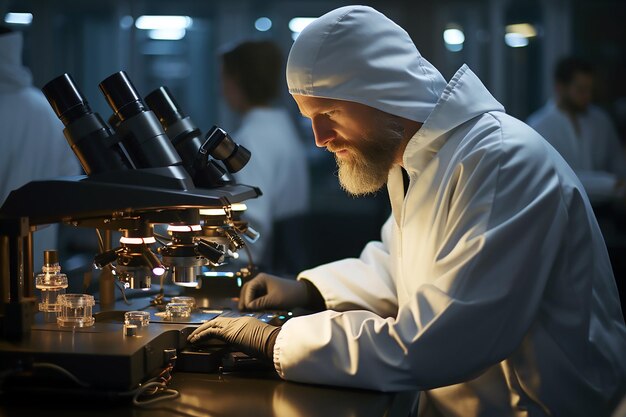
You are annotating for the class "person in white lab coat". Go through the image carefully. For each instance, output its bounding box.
[0,27,79,268]
[190,6,626,416]
[220,40,310,269]
[527,57,626,204]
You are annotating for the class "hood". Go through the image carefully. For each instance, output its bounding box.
[402,64,505,173]
[286,5,447,123]
[0,31,33,93]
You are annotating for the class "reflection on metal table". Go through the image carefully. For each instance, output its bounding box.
[0,371,419,417]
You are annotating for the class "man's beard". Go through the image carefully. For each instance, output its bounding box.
[331,116,405,197]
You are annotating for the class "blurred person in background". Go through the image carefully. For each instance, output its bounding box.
[528,56,626,204]
[0,26,80,269]
[220,40,310,271]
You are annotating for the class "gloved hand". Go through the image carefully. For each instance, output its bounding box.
[188,316,280,361]
[238,273,310,311]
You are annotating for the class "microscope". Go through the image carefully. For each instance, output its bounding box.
[0,71,270,393]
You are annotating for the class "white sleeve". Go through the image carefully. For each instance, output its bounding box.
[274,133,568,391]
[296,216,398,318]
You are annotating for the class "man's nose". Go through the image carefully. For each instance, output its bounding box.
[311,116,335,148]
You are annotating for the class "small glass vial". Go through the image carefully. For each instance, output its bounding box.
[57,294,95,327]
[166,302,191,319]
[124,311,150,336]
[125,310,150,326]
[35,250,68,312]
[171,296,196,309]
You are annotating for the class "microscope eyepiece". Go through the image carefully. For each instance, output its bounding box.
[145,87,232,186]
[98,71,183,169]
[42,73,132,174]
[203,126,251,173]
[99,71,146,122]
[42,73,92,126]
[144,86,185,129]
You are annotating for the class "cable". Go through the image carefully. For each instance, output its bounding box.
[233,224,255,271]
[132,381,179,406]
[150,269,168,306]
[95,228,105,252]
[132,359,179,407]
[1,361,180,408]
[29,362,90,387]
[115,280,131,305]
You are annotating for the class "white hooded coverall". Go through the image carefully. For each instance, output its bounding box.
[0,31,79,267]
[274,6,626,417]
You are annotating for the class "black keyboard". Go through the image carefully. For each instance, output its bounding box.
[219,310,293,326]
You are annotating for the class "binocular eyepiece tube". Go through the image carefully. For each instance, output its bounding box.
[42,73,132,175]
[99,72,183,169]
[202,126,251,174]
[145,86,251,183]
[145,86,226,186]
[42,70,251,188]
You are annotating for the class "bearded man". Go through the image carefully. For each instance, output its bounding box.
[189,6,626,416]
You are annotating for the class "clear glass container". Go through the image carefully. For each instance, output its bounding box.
[35,250,68,312]
[124,311,150,328]
[171,296,196,309]
[57,294,95,327]
[165,302,191,319]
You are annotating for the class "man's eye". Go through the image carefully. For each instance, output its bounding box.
[323,111,336,118]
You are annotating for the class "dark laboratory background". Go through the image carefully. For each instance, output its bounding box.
[3,0,626,299]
